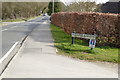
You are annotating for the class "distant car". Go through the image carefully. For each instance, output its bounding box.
[43,14,46,16]
[43,13,48,16]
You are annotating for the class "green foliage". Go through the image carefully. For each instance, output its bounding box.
[51,24,118,63]
[47,2,53,15]
[0,2,2,20]
[47,1,62,15]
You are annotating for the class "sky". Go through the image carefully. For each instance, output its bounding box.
[60,0,110,4]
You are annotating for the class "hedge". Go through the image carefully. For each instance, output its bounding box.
[51,12,119,47]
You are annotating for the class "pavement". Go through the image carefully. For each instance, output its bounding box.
[0,17,118,78]
[1,16,48,58]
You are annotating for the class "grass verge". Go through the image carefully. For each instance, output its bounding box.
[2,19,24,22]
[2,15,41,22]
[50,24,118,63]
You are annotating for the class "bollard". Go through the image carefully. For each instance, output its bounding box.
[72,37,75,44]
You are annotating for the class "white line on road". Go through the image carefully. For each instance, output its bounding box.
[0,42,19,63]
[10,26,18,29]
[1,29,8,32]
[0,42,19,75]
[1,26,18,31]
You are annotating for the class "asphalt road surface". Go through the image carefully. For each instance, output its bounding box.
[1,15,50,58]
[1,20,118,78]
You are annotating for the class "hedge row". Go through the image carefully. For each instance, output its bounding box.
[51,12,120,47]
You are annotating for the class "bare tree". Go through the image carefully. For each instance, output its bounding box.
[2,2,49,20]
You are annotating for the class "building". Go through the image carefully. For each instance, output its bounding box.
[101,1,120,14]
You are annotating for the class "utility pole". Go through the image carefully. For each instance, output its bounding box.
[52,0,54,14]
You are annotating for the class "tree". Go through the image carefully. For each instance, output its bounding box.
[0,2,2,20]
[2,2,49,20]
[47,1,61,15]
[61,2,101,12]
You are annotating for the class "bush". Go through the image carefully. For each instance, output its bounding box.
[51,12,119,47]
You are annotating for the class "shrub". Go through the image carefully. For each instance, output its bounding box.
[51,12,119,47]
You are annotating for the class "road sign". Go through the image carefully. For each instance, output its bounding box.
[89,39,96,49]
[71,32,97,50]
[72,33,97,39]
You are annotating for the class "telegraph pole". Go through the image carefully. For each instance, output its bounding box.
[52,0,54,14]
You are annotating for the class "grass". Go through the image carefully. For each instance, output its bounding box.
[2,15,41,22]
[50,24,118,63]
[2,19,24,22]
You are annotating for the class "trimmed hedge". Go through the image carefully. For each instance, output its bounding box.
[51,12,119,47]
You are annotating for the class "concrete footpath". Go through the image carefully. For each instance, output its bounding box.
[1,21,118,78]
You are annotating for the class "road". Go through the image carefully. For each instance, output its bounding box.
[1,19,118,78]
[1,16,50,58]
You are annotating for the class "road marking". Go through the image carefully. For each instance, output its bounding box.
[10,26,17,29]
[1,26,18,31]
[42,21,48,24]
[0,42,19,63]
[1,29,8,32]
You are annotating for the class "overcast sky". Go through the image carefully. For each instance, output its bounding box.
[60,0,110,4]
